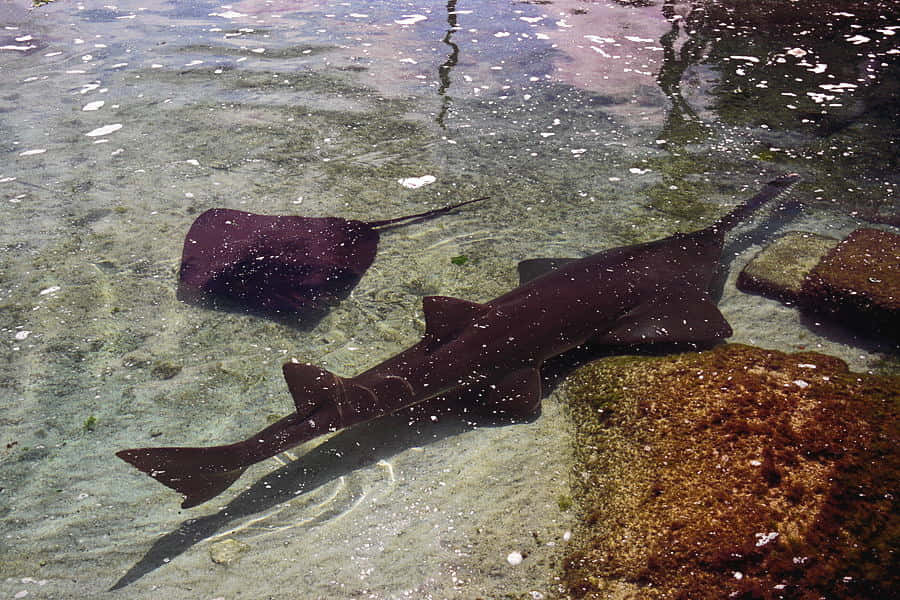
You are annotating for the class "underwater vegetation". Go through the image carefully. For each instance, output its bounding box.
[563,344,898,599]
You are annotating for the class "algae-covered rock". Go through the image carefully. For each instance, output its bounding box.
[737,231,839,304]
[562,344,898,600]
[209,538,249,565]
[801,228,899,339]
[150,359,182,380]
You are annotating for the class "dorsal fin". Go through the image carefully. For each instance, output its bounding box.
[422,295,489,340]
[282,362,343,418]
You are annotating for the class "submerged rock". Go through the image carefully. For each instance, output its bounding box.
[209,538,249,565]
[562,344,898,600]
[802,228,899,339]
[736,231,839,304]
[738,227,899,339]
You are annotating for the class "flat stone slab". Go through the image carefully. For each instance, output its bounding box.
[737,231,840,304]
[802,227,900,338]
[562,344,898,600]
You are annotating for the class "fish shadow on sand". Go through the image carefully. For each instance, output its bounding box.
[110,398,524,590]
[110,340,713,591]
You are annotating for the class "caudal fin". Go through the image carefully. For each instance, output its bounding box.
[116,446,247,508]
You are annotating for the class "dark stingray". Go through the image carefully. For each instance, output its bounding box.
[177,197,486,315]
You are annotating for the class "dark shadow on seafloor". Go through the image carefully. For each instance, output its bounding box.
[109,332,727,591]
[110,404,475,590]
[110,376,555,591]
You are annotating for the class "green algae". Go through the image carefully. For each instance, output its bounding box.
[114,63,658,252]
[871,354,900,378]
[117,61,447,204]
[644,176,721,225]
[556,493,574,512]
[139,63,372,100]
[628,150,761,232]
[228,69,367,96]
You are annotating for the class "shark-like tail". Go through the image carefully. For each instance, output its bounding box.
[116,402,340,508]
[712,173,801,234]
[116,446,249,508]
[116,363,412,508]
[116,364,346,508]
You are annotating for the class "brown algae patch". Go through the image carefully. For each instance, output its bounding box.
[562,344,898,599]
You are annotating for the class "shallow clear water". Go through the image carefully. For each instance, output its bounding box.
[1,0,897,598]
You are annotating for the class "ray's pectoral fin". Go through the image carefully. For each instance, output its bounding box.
[517,258,579,285]
[423,295,490,341]
[599,291,733,347]
[461,367,543,420]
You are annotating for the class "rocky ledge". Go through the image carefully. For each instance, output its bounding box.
[802,228,899,339]
[738,227,899,339]
[562,344,898,600]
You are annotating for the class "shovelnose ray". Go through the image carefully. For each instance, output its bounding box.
[178,196,487,315]
[118,174,800,508]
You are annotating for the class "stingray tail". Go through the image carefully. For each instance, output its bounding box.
[368,196,489,229]
[712,173,801,234]
[116,446,248,508]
